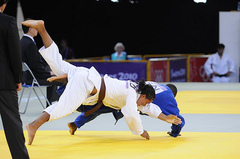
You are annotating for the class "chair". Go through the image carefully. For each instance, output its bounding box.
[18,62,51,114]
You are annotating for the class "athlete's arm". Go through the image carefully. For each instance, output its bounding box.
[158,113,182,125]
[121,89,149,140]
[138,103,182,125]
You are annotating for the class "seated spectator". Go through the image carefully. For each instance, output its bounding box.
[204,43,235,83]
[21,18,62,106]
[111,42,127,61]
[59,39,75,60]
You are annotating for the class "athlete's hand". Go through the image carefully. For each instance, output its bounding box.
[140,130,150,140]
[165,115,182,125]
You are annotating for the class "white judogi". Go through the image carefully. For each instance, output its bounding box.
[39,42,144,135]
[204,53,235,83]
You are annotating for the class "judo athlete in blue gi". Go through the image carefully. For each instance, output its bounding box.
[148,82,185,137]
[57,81,184,137]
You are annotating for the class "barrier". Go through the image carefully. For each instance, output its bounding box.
[127,55,143,60]
[69,60,147,81]
[102,55,143,61]
[148,57,187,82]
[67,54,213,82]
[102,56,111,61]
[143,54,204,60]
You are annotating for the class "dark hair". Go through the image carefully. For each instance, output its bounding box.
[217,43,225,49]
[166,84,177,97]
[22,18,33,33]
[137,79,155,101]
[0,0,9,7]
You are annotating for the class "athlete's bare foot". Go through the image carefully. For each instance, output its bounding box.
[47,77,56,82]
[26,112,50,145]
[22,20,45,32]
[26,123,37,145]
[68,122,77,135]
[23,19,53,48]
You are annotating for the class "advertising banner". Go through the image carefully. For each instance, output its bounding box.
[70,62,147,81]
[170,58,187,82]
[150,60,168,82]
[189,57,211,82]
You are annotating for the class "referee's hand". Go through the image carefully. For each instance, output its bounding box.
[16,83,22,91]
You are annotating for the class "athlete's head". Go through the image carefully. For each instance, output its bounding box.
[166,84,177,97]
[136,79,155,106]
[217,43,225,56]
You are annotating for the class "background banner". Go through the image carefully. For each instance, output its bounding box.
[170,58,187,82]
[189,57,211,82]
[70,62,147,81]
[150,60,168,82]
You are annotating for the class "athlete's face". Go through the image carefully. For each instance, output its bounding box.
[217,48,224,55]
[136,94,153,106]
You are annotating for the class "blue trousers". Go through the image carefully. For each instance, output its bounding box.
[157,103,185,137]
[170,115,185,137]
[75,104,123,128]
[75,104,184,137]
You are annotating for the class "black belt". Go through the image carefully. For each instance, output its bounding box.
[215,74,227,77]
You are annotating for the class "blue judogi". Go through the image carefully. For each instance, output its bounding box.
[57,84,185,137]
[152,85,185,137]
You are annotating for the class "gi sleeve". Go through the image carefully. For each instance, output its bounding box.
[204,55,214,76]
[138,103,162,118]
[227,55,235,73]
[121,90,144,135]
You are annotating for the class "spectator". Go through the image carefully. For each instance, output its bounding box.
[21,18,62,106]
[0,1,29,158]
[111,42,127,61]
[59,39,75,60]
[204,43,235,83]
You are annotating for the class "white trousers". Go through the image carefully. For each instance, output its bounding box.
[40,42,94,121]
[212,76,230,83]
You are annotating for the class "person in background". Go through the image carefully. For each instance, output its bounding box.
[59,39,75,60]
[111,42,127,61]
[21,18,62,106]
[0,0,29,158]
[204,43,235,83]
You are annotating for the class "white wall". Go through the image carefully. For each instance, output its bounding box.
[219,12,240,82]
[16,0,24,39]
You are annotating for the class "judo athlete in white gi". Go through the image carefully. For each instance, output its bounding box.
[22,20,158,145]
[60,82,184,137]
[204,44,235,83]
